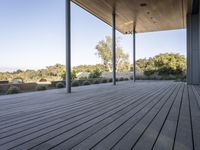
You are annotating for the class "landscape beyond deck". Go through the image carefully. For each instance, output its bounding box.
[0,81,200,150]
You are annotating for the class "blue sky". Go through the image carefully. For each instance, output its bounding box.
[0,0,186,72]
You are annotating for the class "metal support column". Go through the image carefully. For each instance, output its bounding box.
[66,0,71,93]
[133,27,136,82]
[112,12,116,85]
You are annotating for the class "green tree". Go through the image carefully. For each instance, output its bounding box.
[95,36,130,72]
[154,53,186,75]
[141,53,186,76]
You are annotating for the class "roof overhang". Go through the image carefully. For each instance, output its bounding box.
[73,0,194,34]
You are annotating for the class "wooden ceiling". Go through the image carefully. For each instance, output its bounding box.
[73,0,193,34]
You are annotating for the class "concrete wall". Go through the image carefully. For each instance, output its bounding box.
[187,1,200,85]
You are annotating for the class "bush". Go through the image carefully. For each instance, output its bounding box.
[0,88,2,94]
[124,78,129,81]
[71,80,80,87]
[79,76,88,80]
[89,68,102,79]
[119,77,124,81]
[130,76,134,80]
[7,86,21,95]
[82,81,91,86]
[39,78,47,82]
[56,82,65,88]
[108,78,113,82]
[144,67,156,76]
[93,80,100,84]
[101,78,108,83]
[0,81,9,84]
[36,85,47,91]
[61,70,77,80]
[116,78,119,81]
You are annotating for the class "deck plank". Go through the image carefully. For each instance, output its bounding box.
[51,83,174,150]
[0,83,160,136]
[9,83,170,150]
[0,81,198,150]
[173,85,194,150]
[111,84,181,150]
[189,86,200,150]
[152,84,184,150]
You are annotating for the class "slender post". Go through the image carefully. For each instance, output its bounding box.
[133,28,136,82]
[112,12,116,85]
[66,0,71,93]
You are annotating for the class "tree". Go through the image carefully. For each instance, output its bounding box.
[95,36,130,72]
[153,53,186,75]
[139,53,186,76]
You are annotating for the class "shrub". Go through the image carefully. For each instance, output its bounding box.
[7,86,21,95]
[82,81,91,86]
[0,88,2,94]
[119,77,124,81]
[71,80,80,87]
[0,81,9,84]
[36,85,47,91]
[39,78,47,82]
[116,78,119,81]
[89,68,102,79]
[108,78,113,82]
[124,78,129,81]
[56,82,65,88]
[101,78,108,83]
[79,76,88,80]
[61,70,77,80]
[144,68,156,76]
[130,76,134,80]
[93,80,100,84]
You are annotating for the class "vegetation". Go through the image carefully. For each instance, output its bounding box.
[0,35,186,85]
[130,76,134,80]
[136,53,186,78]
[101,78,108,83]
[82,81,91,86]
[0,35,187,95]
[95,36,130,72]
[0,87,2,94]
[89,68,102,78]
[36,85,48,91]
[56,82,65,89]
[39,78,47,82]
[108,78,113,82]
[61,70,77,80]
[71,80,80,87]
[0,53,186,84]
[73,64,105,73]
[7,86,21,95]
[0,64,65,82]
[119,77,124,81]
[124,78,129,81]
[93,79,100,84]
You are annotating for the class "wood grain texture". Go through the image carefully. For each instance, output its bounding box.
[73,0,193,33]
[0,81,199,150]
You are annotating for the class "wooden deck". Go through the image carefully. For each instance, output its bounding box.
[0,81,200,150]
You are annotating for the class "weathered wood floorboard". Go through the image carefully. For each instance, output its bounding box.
[0,81,199,150]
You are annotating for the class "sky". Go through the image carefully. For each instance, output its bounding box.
[0,0,186,72]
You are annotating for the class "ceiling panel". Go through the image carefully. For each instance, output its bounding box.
[73,0,193,34]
